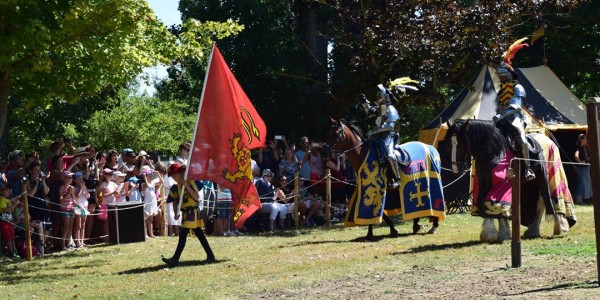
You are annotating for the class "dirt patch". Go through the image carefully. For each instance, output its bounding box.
[258,255,598,299]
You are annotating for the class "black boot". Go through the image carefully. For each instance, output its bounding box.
[194,228,216,263]
[162,256,178,267]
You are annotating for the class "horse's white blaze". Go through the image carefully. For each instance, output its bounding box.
[451,135,459,174]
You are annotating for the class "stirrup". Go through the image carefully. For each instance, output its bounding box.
[525,168,536,181]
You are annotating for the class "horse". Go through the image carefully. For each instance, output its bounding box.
[445,119,576,243]
[327,118,446,241]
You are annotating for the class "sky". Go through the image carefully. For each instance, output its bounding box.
[138,0,182,95]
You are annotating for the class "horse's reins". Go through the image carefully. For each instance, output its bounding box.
[330,122,364,157]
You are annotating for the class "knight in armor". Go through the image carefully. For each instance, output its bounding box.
[361,77,419,182]
[493,37,536,181]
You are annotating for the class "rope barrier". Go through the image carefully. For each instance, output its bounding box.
[442,170,471,189]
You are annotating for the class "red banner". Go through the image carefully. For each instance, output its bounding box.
[187,44,266,229]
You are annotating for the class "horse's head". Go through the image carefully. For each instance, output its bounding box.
[326,117,347,154]
[444,119,471,174]
[326,117,364,158]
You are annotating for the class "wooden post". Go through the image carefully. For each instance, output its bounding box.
[432,118,443,147]
[326,169,331,227]
[511,159,521,268]
[22,184,32,261]
[293,172,300,229]
[586,97,600,286]
[160,185,166,237]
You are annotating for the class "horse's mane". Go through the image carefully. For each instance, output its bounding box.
[341,119,364,140]
[454,119,509,167]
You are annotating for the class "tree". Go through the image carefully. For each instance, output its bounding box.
[0,0,243,153]
[170,0,333,138]
[85,91,196,157]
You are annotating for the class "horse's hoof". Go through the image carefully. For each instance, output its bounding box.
[412,226,421,235]
[389,229,399,237]
[427,227,437,234]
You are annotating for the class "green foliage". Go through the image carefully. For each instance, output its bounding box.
[1,0,176,106]
[0,0,244,151]
[85,92,196,157]
[169,1,331,138]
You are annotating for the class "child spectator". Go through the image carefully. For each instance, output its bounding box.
[85,151,105,241]
[214,184,233,236]
[126,177,142,202]
[100,168,117,205]
[13,198,44,257]
[72,172,90,248]
[24,161,49,252]
[142,167,163,238]
[0,186,20,258]
[176,142,191,165]
[59,171,76,251]
[113,171,128,203]
[163,164,180,237]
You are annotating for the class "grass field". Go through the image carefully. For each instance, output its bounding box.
[1,205,598,299]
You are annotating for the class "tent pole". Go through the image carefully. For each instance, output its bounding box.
[432,118,443,147]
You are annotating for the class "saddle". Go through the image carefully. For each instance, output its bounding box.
[393,144,412,166]
[525,135,542,155]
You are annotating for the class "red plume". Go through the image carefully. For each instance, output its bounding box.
[503,37,529,66]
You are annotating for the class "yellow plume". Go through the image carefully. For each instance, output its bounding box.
[389,77,419,88]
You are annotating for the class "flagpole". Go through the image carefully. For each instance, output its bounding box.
[182,43,217,207]
[185,42,216,181]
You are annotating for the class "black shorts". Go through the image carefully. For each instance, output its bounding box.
[88,191,98,205]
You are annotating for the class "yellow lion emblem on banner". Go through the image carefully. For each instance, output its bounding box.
[222,133,252,183]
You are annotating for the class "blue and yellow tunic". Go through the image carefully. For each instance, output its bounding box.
[167,180,205,229]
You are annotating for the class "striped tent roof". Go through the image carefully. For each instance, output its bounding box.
[419,65,587,145]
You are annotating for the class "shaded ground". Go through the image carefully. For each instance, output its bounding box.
[259,252,598,299]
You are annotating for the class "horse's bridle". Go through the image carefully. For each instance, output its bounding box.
[329,122,363,157]
[450,134,460,174]
[450,133,473,174]
[328,122,346,152]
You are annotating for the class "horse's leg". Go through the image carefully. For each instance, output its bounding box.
[366,225,374,241]
[553,213,569,236]
[413,219,421,234]
[497,218,510,242]
[480,218,498,243]
[382,213,398,237]
[523,195,544,239]
[427,217,439,234]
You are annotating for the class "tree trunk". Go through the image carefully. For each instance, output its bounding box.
[0,72,10,156]
[299,2,329,136]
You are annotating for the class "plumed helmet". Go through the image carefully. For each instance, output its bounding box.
[495,63,514,82]
[496,37,529,82]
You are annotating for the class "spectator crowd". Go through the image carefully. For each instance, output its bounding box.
[0,136,355,260]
